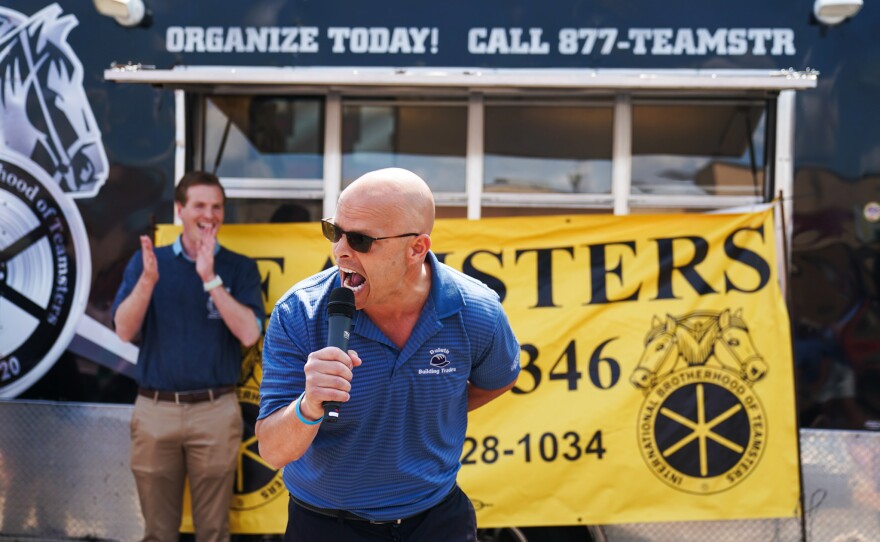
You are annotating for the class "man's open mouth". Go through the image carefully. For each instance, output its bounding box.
[340,267,366,292]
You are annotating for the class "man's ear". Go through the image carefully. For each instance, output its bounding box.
[174,201,182,220]
[410,234,431,259]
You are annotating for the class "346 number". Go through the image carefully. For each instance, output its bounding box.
[514,338,620,394]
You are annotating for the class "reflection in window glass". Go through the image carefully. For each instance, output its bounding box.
[481,207,608,218]
[224,198,321,224]
[484,105,613,194]
[342,102,467,192]
[204,96,323,179]
[631,101,767,197]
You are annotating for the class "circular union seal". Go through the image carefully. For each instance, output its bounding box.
[0,151,91,398]
[233,384,286,510]
[863,201,880,224]
[637,367,766,495]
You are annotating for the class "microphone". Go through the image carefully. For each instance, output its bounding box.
[323,287,355,422]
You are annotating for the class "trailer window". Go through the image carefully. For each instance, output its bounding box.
[341,100,467,192]
[631,100,768,198]
[203,95,324,179]
[484,103,613,195]
[183,87,781,219]
[224,198,321,224]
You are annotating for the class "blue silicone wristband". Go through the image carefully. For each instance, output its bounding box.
[295,392,323,425]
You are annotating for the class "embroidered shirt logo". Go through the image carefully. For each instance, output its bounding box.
[430,353,450,368]
[419,348,456,375]
[206,287,230,319]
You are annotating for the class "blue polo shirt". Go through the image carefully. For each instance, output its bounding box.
[112,236,264,390]
[259,251,520,520]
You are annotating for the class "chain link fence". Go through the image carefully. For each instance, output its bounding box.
[1,401,878,542]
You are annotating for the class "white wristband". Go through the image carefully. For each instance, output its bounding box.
[203,275,223,292]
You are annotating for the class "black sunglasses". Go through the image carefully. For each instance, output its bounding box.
[321,218,419,253]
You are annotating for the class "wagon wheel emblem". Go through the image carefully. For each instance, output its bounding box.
[0,153,90,397]
[638,369,766,494]
[656,383,748,478]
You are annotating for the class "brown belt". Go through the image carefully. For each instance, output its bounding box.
[138,386,235,404]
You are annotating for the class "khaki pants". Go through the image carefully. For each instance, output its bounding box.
[131,393,242,542]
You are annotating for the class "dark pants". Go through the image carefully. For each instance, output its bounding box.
[283,486,477,542]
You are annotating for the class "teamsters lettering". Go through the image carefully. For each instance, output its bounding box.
[0,163,70,326]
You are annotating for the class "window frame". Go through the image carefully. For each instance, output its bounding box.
[142,68,809,224]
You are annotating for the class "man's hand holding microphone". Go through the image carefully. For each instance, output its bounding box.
[299,288,361,424]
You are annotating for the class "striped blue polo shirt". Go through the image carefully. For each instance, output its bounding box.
[258,250,520,520]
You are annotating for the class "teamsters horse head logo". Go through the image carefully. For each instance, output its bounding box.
[630,309,768,390]
[0,3,107,198]
[630,309,769,495]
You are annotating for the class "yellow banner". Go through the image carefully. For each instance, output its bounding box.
[158,209,799,531]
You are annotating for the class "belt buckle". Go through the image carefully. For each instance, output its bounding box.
[370,518,402,525]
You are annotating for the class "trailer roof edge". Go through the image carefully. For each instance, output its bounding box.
[103,65,819,91]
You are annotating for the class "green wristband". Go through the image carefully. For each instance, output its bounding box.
[295,392,323,425]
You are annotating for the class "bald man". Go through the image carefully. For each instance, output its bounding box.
[256,168,520,541]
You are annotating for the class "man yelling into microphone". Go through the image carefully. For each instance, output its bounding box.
[256,167,520,541]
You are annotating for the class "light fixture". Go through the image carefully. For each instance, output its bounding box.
[813,0,863,25]
[92,0,146,27]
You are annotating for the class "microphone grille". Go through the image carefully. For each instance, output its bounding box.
[328,287,356,318]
